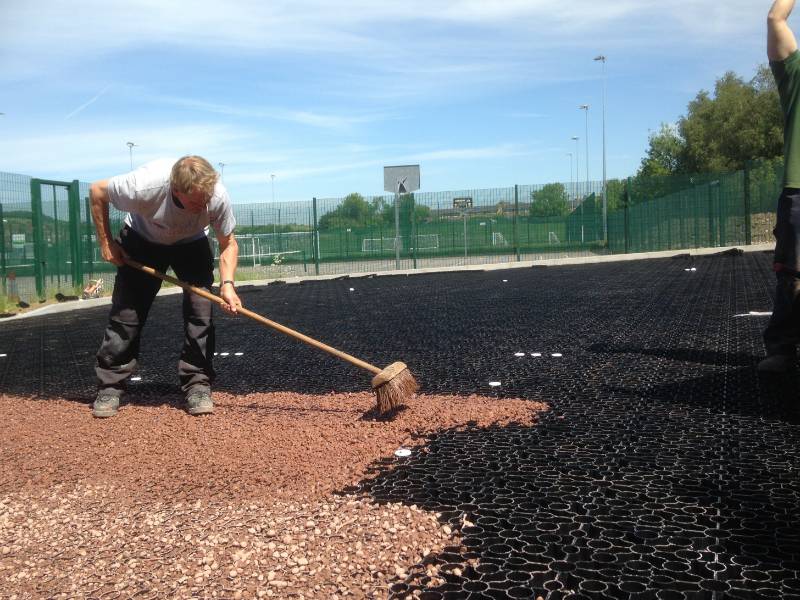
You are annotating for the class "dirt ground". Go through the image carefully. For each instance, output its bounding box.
[0,390,546,599]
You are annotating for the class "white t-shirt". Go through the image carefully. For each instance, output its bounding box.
[107,158,236,245]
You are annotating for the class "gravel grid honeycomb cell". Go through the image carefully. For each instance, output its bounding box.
[0,251,799,599]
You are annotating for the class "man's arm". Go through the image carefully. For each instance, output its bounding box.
[89,179,127,266]
[216,231,241,314]
[769,0,798,61]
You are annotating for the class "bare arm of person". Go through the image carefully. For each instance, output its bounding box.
[216,231,242,314]
[89,179,127,266]
[769,0,798,61]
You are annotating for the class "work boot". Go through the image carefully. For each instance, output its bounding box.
[757,354,796,373]
[186,389,214,416]
[92,391,121,418]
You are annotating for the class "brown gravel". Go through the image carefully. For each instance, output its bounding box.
[0,391,547,599]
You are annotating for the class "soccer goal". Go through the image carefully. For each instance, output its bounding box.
[213,232,311,265]
[362,237,402,253]
[492,232,508,247]
[413,234,440,251]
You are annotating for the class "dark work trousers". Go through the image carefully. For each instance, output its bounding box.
[95,226,216,396]
[764,187,800,357]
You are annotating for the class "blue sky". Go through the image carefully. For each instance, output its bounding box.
[0,0,772,204]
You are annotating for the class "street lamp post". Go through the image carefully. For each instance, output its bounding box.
[270,174,276,243]
[579,105,590,193]
[126,142,138,170]
[571,136,580,200]
[567,152,574,205]
[579,104,590,244]
[594,55,608,242]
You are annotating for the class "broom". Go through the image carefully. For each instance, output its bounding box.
[123,258,418,416]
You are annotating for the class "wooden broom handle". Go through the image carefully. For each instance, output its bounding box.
[123,258,382,375]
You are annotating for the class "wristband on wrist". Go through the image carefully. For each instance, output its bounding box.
[221,280,235,288]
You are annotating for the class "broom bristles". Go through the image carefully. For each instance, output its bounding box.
[373,365,418,415]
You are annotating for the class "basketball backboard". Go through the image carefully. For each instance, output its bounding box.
[384,165,420,194]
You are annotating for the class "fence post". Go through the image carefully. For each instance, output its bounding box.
[30,179,45,301]
[411,194,417,269]
[717,179,727,247]
[624,178,631,254]
[743,161,752,246]
[51,186,62,289]
[249,210,256,268]
[68,180,82,290]
[707,183,715,247]
[694,184,701,247]
[85,196,94,277]
[312,197,320,275]
[0,203,6,296]
[513,185,520,261]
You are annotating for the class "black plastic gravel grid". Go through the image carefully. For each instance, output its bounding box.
[0,251,799,600]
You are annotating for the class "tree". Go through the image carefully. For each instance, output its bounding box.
[318,193,374,230]
[639,124,685,177]
[529,183,570,218]
[379,194,431,226]
[604,179,626,212]
[637,65,783,177]
[680,69,782,172]
[371,196,389,215]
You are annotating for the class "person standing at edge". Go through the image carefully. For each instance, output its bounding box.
[90,156,241,417]
[762,0,800,372]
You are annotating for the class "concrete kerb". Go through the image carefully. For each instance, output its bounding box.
[2,243,774,321]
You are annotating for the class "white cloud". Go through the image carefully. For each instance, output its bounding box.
[137,93,389,130]
[0,0,770,198]
[222,143,528,185]
[1,0,765,85]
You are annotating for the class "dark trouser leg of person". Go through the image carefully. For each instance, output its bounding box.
[171,236,216,414]
[94,227,165,416]
[762,273,800,372]
[761,188,800,373]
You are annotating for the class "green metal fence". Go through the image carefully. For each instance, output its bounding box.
[0,159,784,309]
[606,159,782,254]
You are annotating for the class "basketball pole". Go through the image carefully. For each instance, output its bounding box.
[384,165,419,271]
[394,179,401,269]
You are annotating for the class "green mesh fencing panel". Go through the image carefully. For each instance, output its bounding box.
[747,158,782,245]
[0,172,37,304]
[606,159,781,254]
[0,160,787,306]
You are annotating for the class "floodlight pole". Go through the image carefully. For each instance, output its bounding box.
[579,104,590,193]
[572,136,580,202]
[580,104,590,244]
[594,54,608,242]
[271,174,276,239]
[567,153,574,205]
[126,142,137,170]
[572,135,582,243]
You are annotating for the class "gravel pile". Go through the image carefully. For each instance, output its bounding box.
[0,390,546,598]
